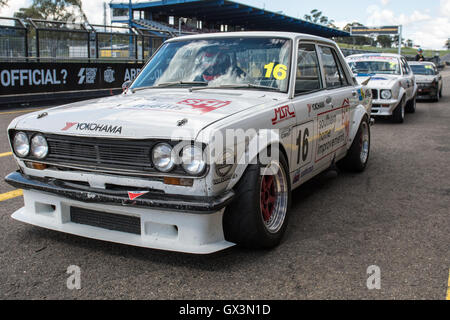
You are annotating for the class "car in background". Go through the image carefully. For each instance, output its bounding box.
[408,61,443,102]
[347,54,417,123]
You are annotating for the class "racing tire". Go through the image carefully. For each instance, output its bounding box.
[223,149,291,249]
[405,95,416,113]
[392,97,405,123]
[433,90,440,102]
[337,116,371,173]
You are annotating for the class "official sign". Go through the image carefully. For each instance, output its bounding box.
[0,62,144,96]
[351,26,399,36]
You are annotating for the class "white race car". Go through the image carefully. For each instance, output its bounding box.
[346,53,417,123]
[6,32,372,254]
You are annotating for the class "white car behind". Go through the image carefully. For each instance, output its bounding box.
[347,53,417,123]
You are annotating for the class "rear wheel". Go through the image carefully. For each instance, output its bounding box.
[337,116,370,173]
[223,150,291,249]
[433,90,440,102]
[392,97,405,123]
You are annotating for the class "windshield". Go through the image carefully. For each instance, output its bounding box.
[348,57,401,75]
[410,64,436,75]
[131,37,292,92]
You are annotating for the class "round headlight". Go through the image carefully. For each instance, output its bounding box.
[182,145,206,176]
[152,143,175,173]
[381,90,392,100]
[13,132,30,158]
[31,134,49,159]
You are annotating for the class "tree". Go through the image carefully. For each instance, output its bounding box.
[445,39,450,50]
[406,39,413,48]
[14,0,88,22]
[0,0,8,8]
[304,9,334,27]
[376,35,393,48]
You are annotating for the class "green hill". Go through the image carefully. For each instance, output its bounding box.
[337,43,450,57]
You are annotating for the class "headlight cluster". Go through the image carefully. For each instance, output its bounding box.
[151,143,206,176]
[380,90,392,100]
[13,132,48,159]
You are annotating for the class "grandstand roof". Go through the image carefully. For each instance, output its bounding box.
[110,0,349,38]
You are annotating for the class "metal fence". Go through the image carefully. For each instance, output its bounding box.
[0,17,169,62]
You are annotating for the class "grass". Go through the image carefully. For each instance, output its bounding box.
[337,43,450,57]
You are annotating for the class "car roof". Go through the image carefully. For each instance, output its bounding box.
[346,53,402,59]
[408,61,436,66]
[166,31,336,46]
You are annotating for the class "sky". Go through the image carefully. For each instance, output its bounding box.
[1,0,449,49]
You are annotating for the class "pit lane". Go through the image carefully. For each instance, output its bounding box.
[0,72,449,299]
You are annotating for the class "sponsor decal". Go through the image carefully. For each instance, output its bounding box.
[127,191,149,201]
[272,105,295,125]
[61,122,78,131]
[61,122,123,134]
[78,68,97,84]
[293,166,314,184]
[315,100,350,162]
[177,99,232,114]
[307,102,326,115]
[358,89,365,101]
[104,67,115,84]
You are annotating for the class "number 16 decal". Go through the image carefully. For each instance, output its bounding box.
[294,121,314,169]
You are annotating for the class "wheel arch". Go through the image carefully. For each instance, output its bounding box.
[226,131,290,191]
[349,104,370,147]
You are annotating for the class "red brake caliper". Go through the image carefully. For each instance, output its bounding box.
[261,175,276,222]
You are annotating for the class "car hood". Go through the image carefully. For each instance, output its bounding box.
[12,89,277,140]
[415,74,437,83]
[354,74,399,88]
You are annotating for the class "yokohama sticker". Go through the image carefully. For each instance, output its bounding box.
[61,122,123,134]
[272,105,295,125]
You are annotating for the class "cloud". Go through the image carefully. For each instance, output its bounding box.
[380,0,390,6]
[366,3,449,49]
[0,0,31,17]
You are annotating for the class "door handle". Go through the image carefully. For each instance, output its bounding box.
[352,91,358,97]
[325,96,332,105]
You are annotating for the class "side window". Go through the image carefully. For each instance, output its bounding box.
[401,59,409,75]
[295,43,322,94]
[318,46,347,88]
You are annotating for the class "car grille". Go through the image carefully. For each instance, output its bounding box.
[371,89,379,100]
[47,136,151,169]
[40,134,185,176]
[70,207,141,235]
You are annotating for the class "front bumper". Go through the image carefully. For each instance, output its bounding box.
[5,172,236,254]
[370,99,399,116]
[6,172,234,214]
[417,84,438,98]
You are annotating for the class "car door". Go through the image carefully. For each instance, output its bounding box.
[313,45,354,171]
[289,42,328,187]
[401,58,415,99]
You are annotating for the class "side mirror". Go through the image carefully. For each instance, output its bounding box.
[122,81,132,92]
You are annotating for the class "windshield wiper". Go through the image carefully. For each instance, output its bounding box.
[191,83,280,92]
[131,81,208,93]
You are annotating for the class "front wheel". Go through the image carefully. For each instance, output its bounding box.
[337,116,371,173]
[406,95,416,113]
[223,150,291,249]
[392,97,405,123]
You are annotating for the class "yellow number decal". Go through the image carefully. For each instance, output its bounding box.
[264,63,287,80]
[264,63,275,78]
[273,64,287,80]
